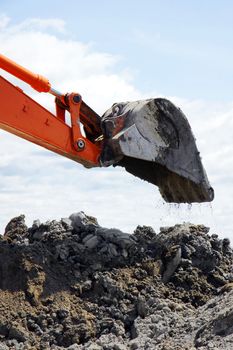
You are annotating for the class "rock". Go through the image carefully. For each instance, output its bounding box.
[32,219,41,229]
[69,212,99,233]
[129,341,139,349]
[162,245,182,283]
[219,282,233,294]
[61,218,73,230]
[4,215,28,242]
[108,243,118,257]
[81,280,92,292]
[97,228,135,248]
[113,344,128,350]
[83,235,99,250]
[8,324,27,342]
[57,309,69,319]
[0,322,9,337]
[0,215,232,349]
[136,296,148,318]
[68,345,80,350]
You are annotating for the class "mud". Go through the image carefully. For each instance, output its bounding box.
[0,212,232,349]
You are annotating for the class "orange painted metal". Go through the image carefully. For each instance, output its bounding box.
[0,53,51,93]
[0,75,101,167]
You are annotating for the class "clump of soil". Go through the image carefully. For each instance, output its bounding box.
[0,212,232,349]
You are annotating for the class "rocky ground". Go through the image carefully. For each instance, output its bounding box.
[0,212,233,349]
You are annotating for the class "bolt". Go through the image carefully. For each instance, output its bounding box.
[77,139,85,150]
[73,94,81,103]
[22,104,28,112]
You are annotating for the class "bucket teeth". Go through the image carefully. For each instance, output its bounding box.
[100,98,214,203]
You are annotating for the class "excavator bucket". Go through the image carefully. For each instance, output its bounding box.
[100,98,214,203]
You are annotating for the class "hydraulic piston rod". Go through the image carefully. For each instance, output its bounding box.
[0,53,62,97]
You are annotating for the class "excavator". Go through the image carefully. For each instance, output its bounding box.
[0,53,214,203]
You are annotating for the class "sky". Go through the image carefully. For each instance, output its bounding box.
[0,0,233,239]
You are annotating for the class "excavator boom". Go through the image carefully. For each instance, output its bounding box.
[0,53,214,203]
[0,75,101,168]
[0,53,102,168]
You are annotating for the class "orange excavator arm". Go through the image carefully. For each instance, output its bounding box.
[0,53,102,168]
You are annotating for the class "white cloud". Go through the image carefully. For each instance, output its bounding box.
[14,18,67,33]
[0,14,10,30]
[0,17,141,113]
[0,16,233,240]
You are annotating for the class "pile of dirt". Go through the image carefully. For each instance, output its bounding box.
[0,212,233,349]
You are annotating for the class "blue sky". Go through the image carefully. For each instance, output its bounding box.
[0,0,233,238]
[2,0,233,100]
